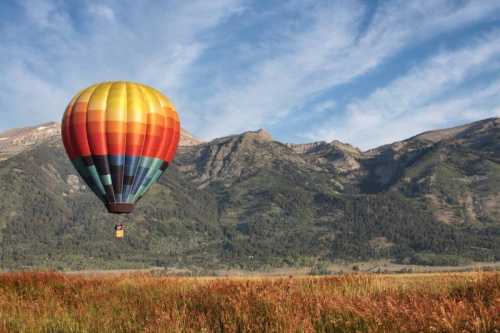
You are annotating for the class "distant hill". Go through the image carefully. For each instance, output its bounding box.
[0,118,498,270]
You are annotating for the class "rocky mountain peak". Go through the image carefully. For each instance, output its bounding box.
[288,139,361,157]
[0,122,60,160]
[286,141,328,154]
[328,140,362,156]
[179,128,202,146]
[240,128,273,142]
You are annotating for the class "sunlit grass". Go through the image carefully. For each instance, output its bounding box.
[0,271,497,332]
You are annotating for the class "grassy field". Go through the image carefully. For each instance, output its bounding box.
[0,272,497,332]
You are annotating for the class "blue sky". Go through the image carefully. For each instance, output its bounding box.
[1,0,499,149]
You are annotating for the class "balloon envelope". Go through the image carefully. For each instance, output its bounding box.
[61,81,180,213]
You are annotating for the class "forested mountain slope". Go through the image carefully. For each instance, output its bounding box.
[0,119,498,269]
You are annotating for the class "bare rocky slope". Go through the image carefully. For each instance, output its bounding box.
[0,118,498,270]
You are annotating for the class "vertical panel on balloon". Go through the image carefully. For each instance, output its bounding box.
[123,83,148,202]
[128,86,163,203]
[68,85,107,197]
[106,82,127,202]
[136,160,169,202]
[87,82,115,203]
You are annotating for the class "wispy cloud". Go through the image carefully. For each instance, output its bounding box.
[313,101,337,114]
[0,0,244,130]
[358,78,500,147]
[192,0,500,139]
[310,30,500,149]
[196,0,365,138]
[88,4,115,22]
[0,0,499,145]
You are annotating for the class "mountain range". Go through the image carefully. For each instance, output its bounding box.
[0,118,498,270]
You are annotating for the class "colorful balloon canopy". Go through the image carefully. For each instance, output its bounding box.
[61,81,180,213]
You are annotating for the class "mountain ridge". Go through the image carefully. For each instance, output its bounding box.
[0,117,498,270]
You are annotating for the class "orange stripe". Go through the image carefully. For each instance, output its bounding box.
[62,107,78,159]
[87,120,107,155]
[126,133,146,146]
[160,113,176,160]
[142,135,163,156]
[87,121,106,134]
[126,145,143,156]
[105,133,126,145]
[158,127,173,160]
[105,121,146,134]
[70,115,91,157]
[87,109,106,122]
[126,122,147,134]
[73,102,88,113]
[108,144,126,155]
[166,124,180,162]
[62,81,181,162]
[147,113,166,125]
[72,111,87,124]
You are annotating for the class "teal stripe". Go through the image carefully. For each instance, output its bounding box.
[100,174,112,186]
[138,169,164,198]
[87,165,106,194]
[140,157,154,167]
[126,156,155,202]
[72,158,88,182]
[72,155,166,205]
[133,158,164,201]
[71,158,106,201]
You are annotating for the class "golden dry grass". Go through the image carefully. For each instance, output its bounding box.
[0,271,497,332]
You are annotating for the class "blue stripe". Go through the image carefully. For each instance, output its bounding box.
[130,166,150,195]
[72,155,168,205]
[123,185,133,202]
[109,155,125,166]
[124,156,140,176]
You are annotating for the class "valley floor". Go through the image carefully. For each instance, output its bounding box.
[205,260,500,277]
[0,271,497,332]
[59,260,500,277]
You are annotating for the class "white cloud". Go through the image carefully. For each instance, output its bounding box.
[0,61,68,125]
[193,0,500,139]
[195,0,365,138]
[361,79,500,146]
[1,0,499,140]
[309,31,500,149]
[18,0,70,29]
[0,0,244,131]
[88,4,115,21]
[313,101,337,114]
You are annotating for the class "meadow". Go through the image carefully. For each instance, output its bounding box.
[0,271,497,333]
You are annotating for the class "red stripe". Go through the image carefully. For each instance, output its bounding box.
[165,127,180,162]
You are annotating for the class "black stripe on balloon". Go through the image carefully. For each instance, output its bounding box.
[160,161,169,171]
[124,175,134,186]
[104,185,115,201]
[92,155,115,203]
[93,156,111,175]
[82,156,94,166]
[109,164,124,201]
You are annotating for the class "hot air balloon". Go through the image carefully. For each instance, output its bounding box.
[61,81,180,237]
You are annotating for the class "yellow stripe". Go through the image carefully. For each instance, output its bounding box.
[88,82,113,110]
[68,81,178,125]
[126,83,147,123]
[139,85,162,115]
[75,84,98,105]
[106,82,127,122]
